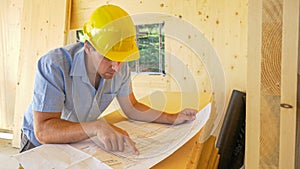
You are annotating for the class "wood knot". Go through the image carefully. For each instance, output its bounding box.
[280,103,293,109]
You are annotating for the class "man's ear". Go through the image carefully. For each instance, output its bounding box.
[84,41,92,54]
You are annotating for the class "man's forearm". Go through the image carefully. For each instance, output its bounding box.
[34,113,101,144]
[123,101,176,124]
[117,93,176,124]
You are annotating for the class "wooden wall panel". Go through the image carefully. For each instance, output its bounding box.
[279,0,299,168]
[247,0,299,168]
[260,96,280,168]
[12,0,71,147]
[0,0,23,130]
[261,0,282,96]
[296,74,300,169]
[246,1,262,168]
[260,0,282,168]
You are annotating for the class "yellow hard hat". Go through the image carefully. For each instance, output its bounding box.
[83,5,140,62]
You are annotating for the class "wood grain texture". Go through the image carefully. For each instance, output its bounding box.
[260,0,282,168]
[213,155,220,169]
[197,136,217,169]
[279,0,299,167]
[151,132,202,169]
[207,146,218,169]
[0,0,22,130]
[246,0,262,168]
[296,74,300,169]
[261,0,282,96]
[247,0,299,168]
[260,95,280,169]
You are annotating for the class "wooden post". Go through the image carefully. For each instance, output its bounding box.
[279,0,299,168]
[246,0,262,168]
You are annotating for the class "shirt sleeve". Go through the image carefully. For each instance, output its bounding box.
[117,63,133,96]
[32,56,65,112]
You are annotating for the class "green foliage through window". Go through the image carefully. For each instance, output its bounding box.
[129,23,165,74]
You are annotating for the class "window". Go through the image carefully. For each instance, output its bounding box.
[129,23,165,75]
[76,22,165,75]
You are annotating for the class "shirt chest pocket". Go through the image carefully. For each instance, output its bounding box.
[98,93,117,113]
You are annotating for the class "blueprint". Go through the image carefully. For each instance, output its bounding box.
[72,102,212,169]
[13,144,111,169]
[12,103,211,169]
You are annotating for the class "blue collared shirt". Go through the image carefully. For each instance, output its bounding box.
[22,42,132,146]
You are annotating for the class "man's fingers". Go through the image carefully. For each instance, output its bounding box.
[173,109,198,125]
[124,136,139,155]
[110,135,119,151]
[97,123,137,154]
[103,136,112,151]
[183,109,197,120]
[117,135,125,152]
[182,114,195,121]
[110,124,129,136]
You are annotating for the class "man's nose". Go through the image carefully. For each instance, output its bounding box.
[111,61,121,72]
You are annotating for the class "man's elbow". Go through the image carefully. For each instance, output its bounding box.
[34,126,49,144]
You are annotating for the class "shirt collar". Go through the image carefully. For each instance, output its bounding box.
[70,48,87,77]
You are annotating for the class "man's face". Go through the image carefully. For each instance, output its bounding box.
[91,50,123,79]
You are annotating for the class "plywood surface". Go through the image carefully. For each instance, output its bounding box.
[279,0,299,167]
[0,0,23,130]
[246,0,262,168]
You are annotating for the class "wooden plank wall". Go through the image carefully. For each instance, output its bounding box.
[11,0,71,147]
[0,0,23,130]
[246,0,299,168]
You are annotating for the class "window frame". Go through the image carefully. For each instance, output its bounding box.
[129,22,165,75]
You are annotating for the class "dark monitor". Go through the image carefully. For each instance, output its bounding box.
[216,90,246,169]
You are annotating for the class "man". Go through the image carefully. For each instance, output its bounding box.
[20,4,197,155]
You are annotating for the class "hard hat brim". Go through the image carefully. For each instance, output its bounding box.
[104,44,140,62]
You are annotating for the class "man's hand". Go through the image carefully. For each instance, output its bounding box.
[172,108,198,125]
[95,120,139,155]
